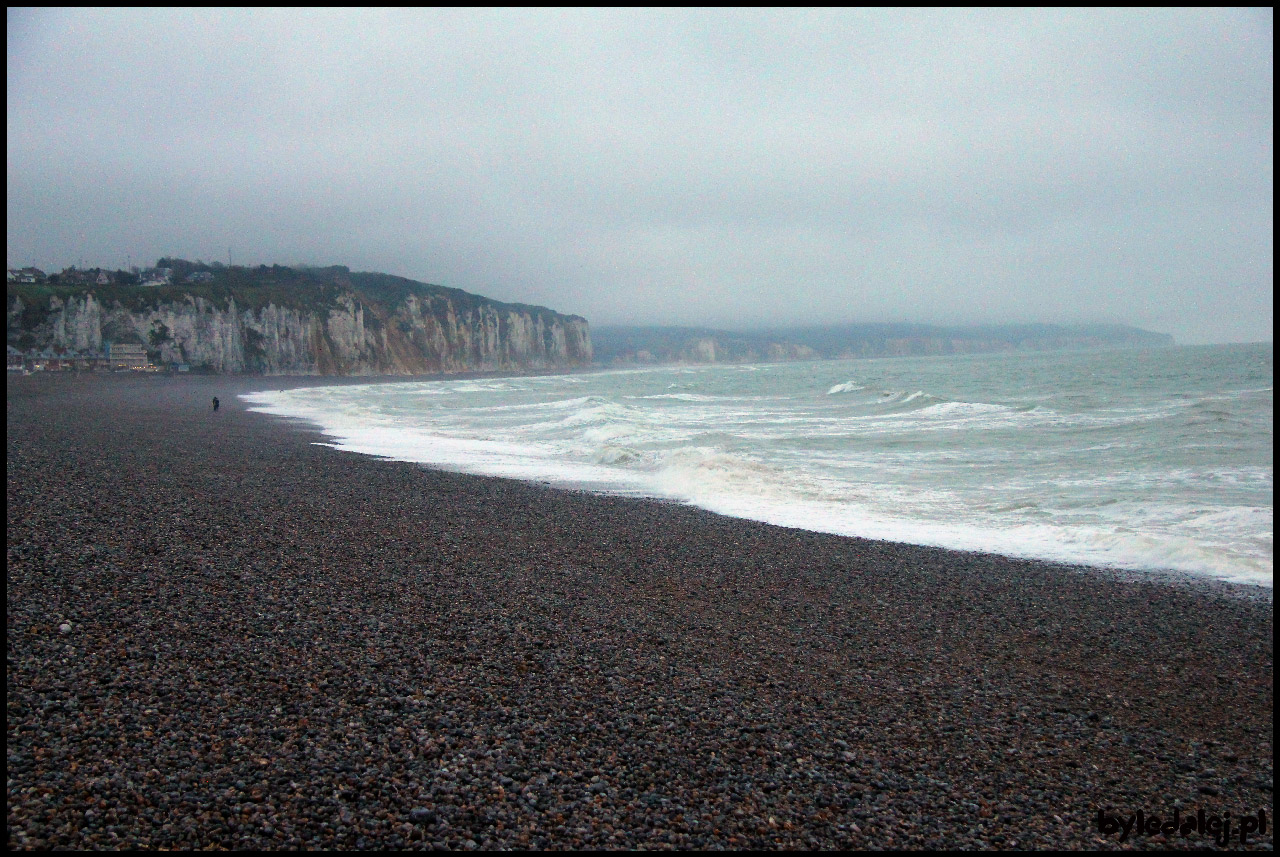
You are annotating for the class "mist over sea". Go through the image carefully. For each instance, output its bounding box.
[243,343,1272,587]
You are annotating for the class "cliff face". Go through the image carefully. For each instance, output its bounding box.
[677,337,817,363]
[593,323,1172,366]
[590,327,822,366]
[8,282,592,376]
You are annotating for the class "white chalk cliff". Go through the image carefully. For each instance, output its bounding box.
[7,271,592,375]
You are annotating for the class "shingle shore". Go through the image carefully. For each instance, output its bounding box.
[7,373,1273,850]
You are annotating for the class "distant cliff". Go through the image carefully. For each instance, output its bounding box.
[591,326,818,365]
[7,264,592,375]
[593,323,1174,365]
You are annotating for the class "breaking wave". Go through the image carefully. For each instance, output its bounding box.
[243,344,1273,588]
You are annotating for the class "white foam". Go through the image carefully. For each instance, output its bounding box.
[240,349,1274,590]
[580,423,644,444]
[626,393,723,402]
[560,401,645,427]
[445,380,517,393]
[916,401,1009,418]
[650,446,837,505]
[455,395,597,414]
[664,489,1273,588]
[268,410,650,492]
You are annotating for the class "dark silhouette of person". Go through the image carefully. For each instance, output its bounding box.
[212,397,220,412]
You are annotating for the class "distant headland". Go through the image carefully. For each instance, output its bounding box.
[591,322,1174,366]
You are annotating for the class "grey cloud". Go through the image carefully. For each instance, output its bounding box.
[7,8,1272,343]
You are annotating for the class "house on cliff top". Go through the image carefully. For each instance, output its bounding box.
[7,268,46,284]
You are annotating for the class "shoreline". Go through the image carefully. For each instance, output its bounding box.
[238,369,1272,599]
[8,371,1274,849]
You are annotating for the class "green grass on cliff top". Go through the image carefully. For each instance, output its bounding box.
[7,262,584,321]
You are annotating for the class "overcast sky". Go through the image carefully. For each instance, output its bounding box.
[7,8,1273,343]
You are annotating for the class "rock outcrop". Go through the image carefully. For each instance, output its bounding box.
[7,267,592,375]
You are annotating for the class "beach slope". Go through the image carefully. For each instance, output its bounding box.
[7,374,1273,849]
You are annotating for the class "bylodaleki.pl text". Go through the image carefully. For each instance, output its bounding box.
[1098,808,1267,846]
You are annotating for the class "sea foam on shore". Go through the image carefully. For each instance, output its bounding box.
[243,344,1274,587]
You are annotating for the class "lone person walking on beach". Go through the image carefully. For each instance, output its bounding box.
[212,397,220,412]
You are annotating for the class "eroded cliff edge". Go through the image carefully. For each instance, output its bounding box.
[7,266,592,375]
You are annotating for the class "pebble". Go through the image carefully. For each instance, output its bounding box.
[5,373,1274,850]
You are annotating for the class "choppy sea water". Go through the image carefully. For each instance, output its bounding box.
[242,343,1273,587]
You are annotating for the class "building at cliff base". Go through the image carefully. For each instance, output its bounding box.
[109,343,150,371]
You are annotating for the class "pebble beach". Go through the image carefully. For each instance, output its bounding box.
[7,372,1274,849]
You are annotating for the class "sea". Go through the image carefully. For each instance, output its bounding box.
[242,342,1273,588]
